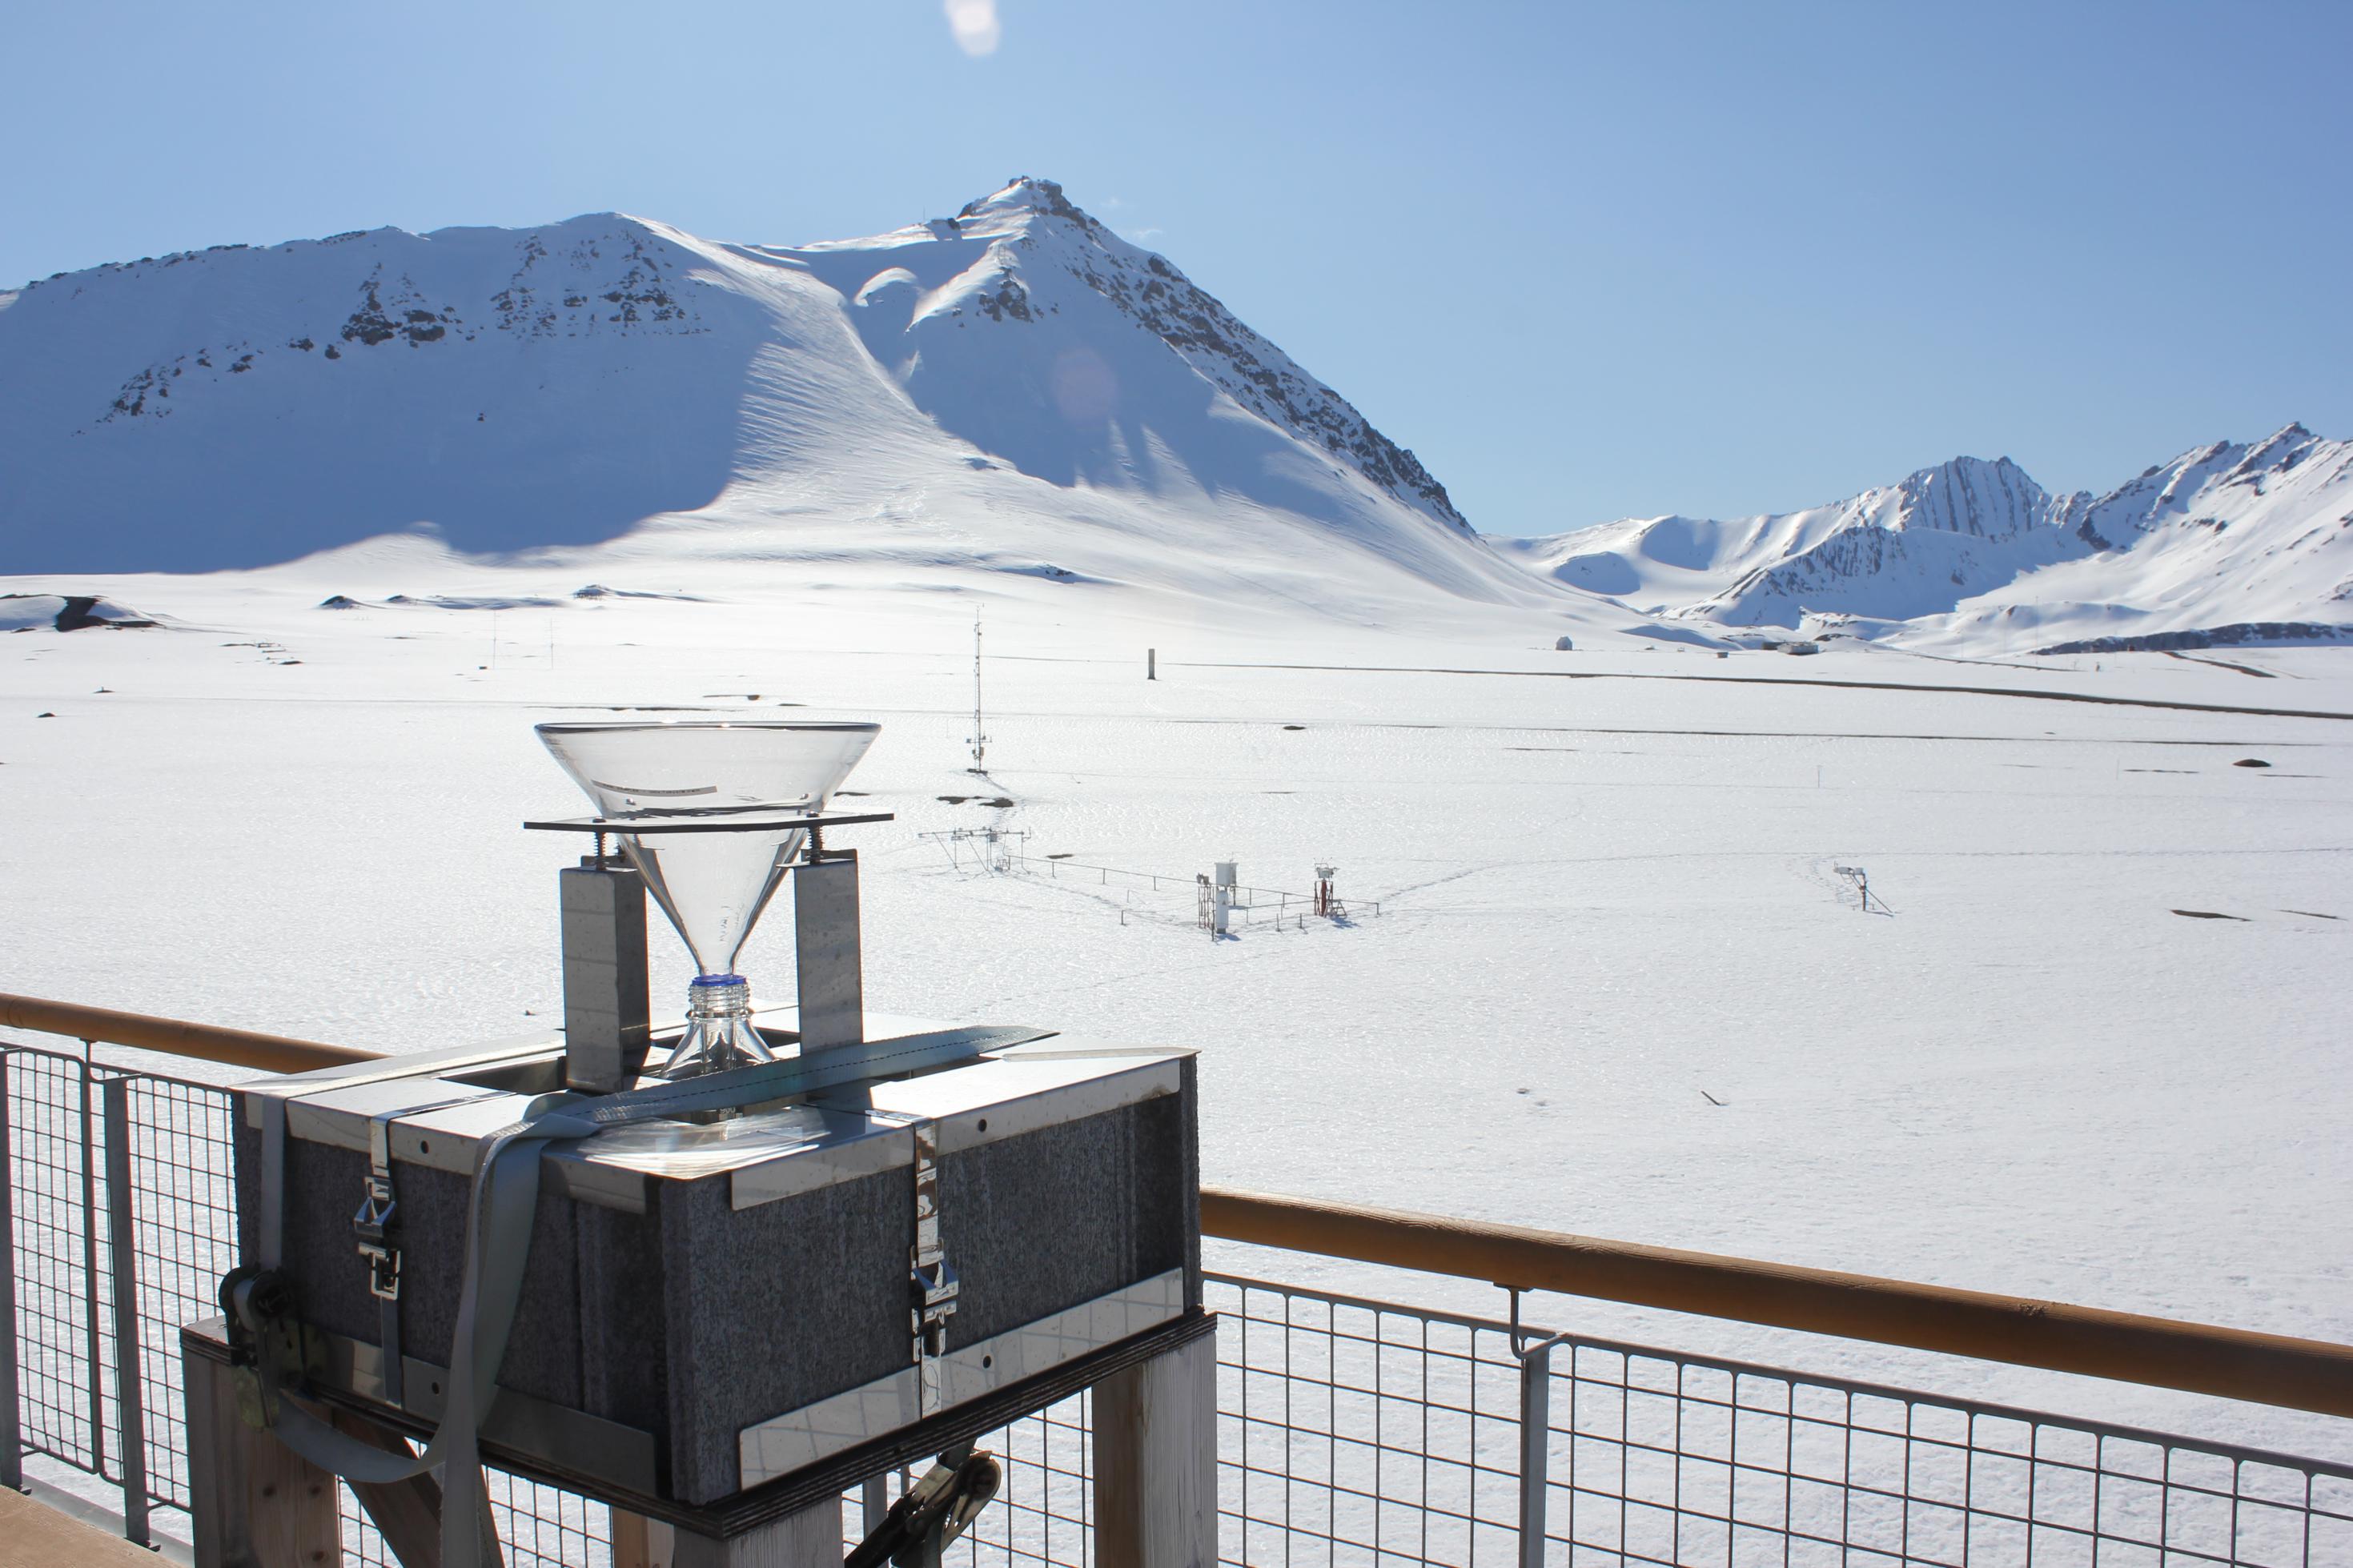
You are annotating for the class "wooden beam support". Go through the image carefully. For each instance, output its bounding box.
[611,1510,677,1568]
[669,1498,840,1567]
[183,1337,338,1568]
[1094,1330,1216,1568]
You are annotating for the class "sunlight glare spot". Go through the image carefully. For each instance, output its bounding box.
[944,0,1002,57]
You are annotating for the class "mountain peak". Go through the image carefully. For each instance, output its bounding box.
[884,177,1109,248]
[837,178,1467,531]
[2237,420,2319,467]
[0,188,1496,590]
[1859,453,2056,540]
[958,175,1090,224]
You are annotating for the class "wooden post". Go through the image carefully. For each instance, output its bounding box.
[612,1510,676,1568]
[1094,1332,1217,1568]
[184,1333,339,1568]
[183,1318,505,1568]
[668,1498,841,1567]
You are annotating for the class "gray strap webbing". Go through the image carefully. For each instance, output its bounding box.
[360,1090,481,1411]
[365,1107,403,1410]
[258,1097,287,1271]
[377,1295,404,1409]
[258,1025,1049,1568]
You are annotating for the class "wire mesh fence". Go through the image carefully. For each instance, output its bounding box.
[1,1037,2347,1566]
[120,1073,240,1514]
[1528,1341,2353,1568]
[1211,1273,2353,1568]
[2,1050,111,1480]
[1214,1275,1526,1563]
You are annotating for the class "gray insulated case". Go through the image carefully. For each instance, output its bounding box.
[232,1035,1200,1504]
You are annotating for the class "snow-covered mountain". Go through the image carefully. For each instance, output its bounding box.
[1,178,1561,622]
[1496,427,2353,650]
[10,181,2347,654]
[1495,455,2074,625]
[1925,424,2353,652]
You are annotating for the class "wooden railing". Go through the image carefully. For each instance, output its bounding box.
[6,991,2350,1421]
[0,994,372,1075]
[1200,1189,2353,1418]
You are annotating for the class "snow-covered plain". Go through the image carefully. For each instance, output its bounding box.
[4,559,2347,1463]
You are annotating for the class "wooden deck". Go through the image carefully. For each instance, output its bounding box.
[0,1486,167,1566]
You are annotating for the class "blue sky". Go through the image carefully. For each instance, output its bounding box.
[6,0,2345,535]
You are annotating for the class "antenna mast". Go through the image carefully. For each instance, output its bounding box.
[968,614,989,774]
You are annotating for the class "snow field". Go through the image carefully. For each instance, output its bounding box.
[2,579,2347,1463]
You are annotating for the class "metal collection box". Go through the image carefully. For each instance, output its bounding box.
[233,1022,1199,1505]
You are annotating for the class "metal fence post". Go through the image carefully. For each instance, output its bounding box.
[1517,1338,1552,1568]
[101,1075,151,1547]
[77,1055,110,1486]
[0,1055,21,1492]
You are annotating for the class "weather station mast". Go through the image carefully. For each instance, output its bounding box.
[968,613,990,775]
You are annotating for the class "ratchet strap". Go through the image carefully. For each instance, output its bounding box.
[845,1444,1002,1567]
[352,1090,483,1410]
[242,1024,1046,1568]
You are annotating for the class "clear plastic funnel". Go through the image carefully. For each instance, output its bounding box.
[536,720,880,1078]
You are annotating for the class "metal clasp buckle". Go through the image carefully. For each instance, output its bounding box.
[357,1241,402,1302]
[353,1176,396,1240]
[354,1177,400,1301]
[911,1259,961,1357]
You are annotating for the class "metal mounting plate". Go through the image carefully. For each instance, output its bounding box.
[520,811,896,835]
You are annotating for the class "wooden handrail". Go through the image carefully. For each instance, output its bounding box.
[1201,1187,2353,1419]
[0,993,376,1076]
[6,992,2348,1419]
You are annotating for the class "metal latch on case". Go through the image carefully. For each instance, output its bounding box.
[353,1175,401,1301]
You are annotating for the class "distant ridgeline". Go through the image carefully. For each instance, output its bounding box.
[1495,424,2353,650]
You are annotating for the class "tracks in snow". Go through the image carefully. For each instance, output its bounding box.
[1167,660,2353,724]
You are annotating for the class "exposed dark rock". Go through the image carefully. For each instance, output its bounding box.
[53,595,155,631]
[974,274,1034,323]
[341,270,461,347]
[2034,622,2353,654]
